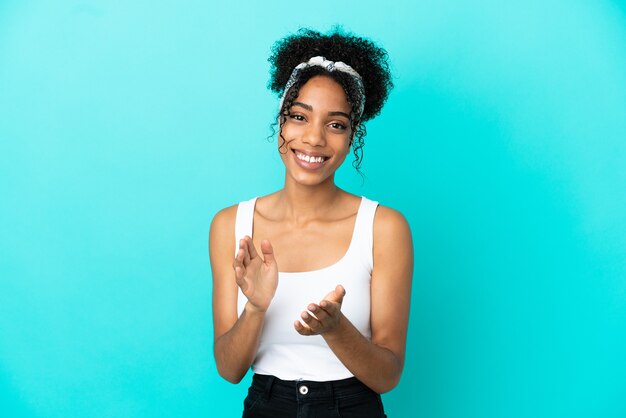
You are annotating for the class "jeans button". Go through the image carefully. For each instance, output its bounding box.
[299,385,309,395]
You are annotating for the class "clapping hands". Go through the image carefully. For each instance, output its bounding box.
[233,236,278,313]
[294,285,346,336]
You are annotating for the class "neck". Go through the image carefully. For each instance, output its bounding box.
[277,175,342,224]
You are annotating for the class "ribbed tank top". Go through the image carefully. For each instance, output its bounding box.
[234,196,379,381]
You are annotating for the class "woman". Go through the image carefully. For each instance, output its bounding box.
[210,28,413,417]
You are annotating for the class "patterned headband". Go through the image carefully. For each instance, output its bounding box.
[278,56,365,119]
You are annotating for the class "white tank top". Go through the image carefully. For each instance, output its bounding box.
[234,196,379,381]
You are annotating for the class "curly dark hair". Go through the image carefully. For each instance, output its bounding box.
[267,26,393,172]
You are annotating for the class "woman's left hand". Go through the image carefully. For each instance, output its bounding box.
[294,285,346,336]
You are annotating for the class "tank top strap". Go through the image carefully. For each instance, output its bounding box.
[234,197,258,257]
[350,196,379,272]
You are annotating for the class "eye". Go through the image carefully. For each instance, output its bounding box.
[289,114,305,122]
[330,122,347,130]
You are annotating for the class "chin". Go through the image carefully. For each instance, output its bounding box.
[289,171,335,187]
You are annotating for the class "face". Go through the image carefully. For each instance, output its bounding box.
[278,75,353,187]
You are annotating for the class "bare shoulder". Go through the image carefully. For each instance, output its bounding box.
[210,204,238,233]
[209,204,239,259]
[373,205,412,242]
[372,204,413,267]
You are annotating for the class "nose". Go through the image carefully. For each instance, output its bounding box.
[301,122,326,147]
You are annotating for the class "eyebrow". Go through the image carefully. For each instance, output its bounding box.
[292,101,350,119]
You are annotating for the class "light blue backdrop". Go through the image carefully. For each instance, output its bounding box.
[1,1,625,417]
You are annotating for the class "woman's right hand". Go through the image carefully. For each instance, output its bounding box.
[233,236,278,313]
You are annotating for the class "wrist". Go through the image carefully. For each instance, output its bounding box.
[244,301,268,315]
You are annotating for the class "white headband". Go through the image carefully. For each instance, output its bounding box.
[278,56,365,119]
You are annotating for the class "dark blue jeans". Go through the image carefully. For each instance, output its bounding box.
[242,373,387,418]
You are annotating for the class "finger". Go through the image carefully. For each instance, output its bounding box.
[245,236,259,260]
[294,320,314,336]
[260,240,276,265]
[301,310,323,333]
[233,248,244,269]
[325,284,346,304]
[240,239,251,266]
[319,299,337,314]
[334,284,346,301]
[234,266,247,291]
[308,303,331,322]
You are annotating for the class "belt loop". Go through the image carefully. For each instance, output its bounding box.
[263,375,276,401]
[326,381,335,409]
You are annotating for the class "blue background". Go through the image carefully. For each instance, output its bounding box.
[1,1,625,417]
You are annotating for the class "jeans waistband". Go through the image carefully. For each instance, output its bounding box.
[251,373,375,403]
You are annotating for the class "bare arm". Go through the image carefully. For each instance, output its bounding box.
[294,206,413,393]
[210,207,278,383]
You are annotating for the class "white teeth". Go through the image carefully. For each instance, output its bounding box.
[296,152,325,164]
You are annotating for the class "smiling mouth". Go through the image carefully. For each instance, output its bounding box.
[293,150,330,164]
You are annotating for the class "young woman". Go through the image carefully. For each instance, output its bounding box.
[209,28,413,418]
